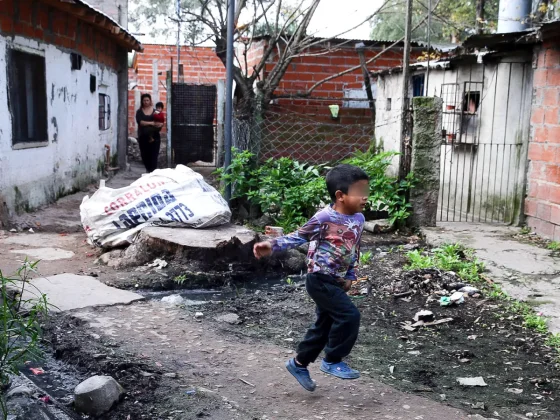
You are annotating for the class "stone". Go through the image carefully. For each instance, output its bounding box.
[163,373,178,378]
[216,313,241,324]
[195,312,204,319]
[21,273,143,312]
[74,376,124,416]
[161,294,185,306]
[457,377,487,387]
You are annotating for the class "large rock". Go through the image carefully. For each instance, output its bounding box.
[74,376,124,416]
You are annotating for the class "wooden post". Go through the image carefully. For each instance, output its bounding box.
[166,69,172,168]
[355,42,376,129]
[117,47,128,170]
[399,0,413,181]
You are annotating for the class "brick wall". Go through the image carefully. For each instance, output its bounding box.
[525,40,560,239]
[264,44,419,107]
[0,0,121,70]
[128,44,226,136]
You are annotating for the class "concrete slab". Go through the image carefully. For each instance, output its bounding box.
[23,274,144,312]
[423,222,560,332]
[141,224,256,249]
[1,233,76,247]
[10,248,75,261]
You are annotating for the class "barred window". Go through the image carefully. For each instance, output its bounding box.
[99,94,111,130]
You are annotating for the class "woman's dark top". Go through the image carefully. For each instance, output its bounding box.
[136,108,160,140]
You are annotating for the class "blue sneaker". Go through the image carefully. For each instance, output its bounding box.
[320,360,360,379]
[285,358,316,392]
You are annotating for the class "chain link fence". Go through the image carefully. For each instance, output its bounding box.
[233,109,377,164]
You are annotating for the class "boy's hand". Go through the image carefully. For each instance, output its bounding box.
[253,241,273,259]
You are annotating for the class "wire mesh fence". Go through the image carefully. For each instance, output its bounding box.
[232,109,379,164]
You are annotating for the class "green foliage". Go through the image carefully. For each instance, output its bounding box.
[405,244,485,284]
[0,260,49,416]
[524,313,549,334]
[519,226,532,235]
[370,0,500,43]
[174,274,187,285]
[546,333,560,348]
[215,149,329,232]
[217,146,414,231]
[360,251,373,266]
[547,241,560,251]
[342,147,414,225]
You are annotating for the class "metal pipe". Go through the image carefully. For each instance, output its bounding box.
[497,0,531,33]
[177,0,181,82]
[224,0,235,202]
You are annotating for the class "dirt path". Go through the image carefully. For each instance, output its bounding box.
[65,301,471,420]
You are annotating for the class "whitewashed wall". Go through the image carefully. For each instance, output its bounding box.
[375,56,532,223]
[0,35,118,216]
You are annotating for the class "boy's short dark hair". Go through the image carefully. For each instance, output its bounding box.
[326,164,369,201]
[155,102,164,109]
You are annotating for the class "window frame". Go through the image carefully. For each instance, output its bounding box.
[7,46,49,149]
[98,93,111,131]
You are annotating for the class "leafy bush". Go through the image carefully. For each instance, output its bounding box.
[0,260,49,415]
[217,145,414,231]
[343,147,415,225]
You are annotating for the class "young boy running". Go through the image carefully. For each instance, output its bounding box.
[253,164,369,392]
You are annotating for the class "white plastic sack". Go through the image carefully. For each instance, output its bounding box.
[80,165,231,248]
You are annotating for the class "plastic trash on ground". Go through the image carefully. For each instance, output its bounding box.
[80,165,231,248]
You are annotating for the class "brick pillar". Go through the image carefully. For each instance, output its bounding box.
[408,97,443,227]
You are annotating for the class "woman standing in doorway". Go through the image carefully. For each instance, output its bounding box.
[135,93,163,173]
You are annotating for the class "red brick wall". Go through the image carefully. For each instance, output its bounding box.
[128,44,226,136]
[265,44,419,107]
[0,0,120,69]
[525,40,560,239]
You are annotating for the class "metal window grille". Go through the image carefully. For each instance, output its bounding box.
[99,94,111,131]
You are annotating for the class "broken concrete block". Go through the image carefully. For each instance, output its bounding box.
[74,376,124,416]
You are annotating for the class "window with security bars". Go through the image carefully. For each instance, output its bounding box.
[99,94,111,130]
[8,49,48,144]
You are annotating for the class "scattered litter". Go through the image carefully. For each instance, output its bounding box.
[195,312,204,319]
[30,368,45,375]
[185,389,196,395]
[459,358,471,364]
[468,335,478,340]
[413,310,434,322]
[506,388,523,394]
[408,351,421,356]
[471,402,486,410]
[394,291,413,299]
[458,286,481,296]
[10,229,17,233]
[450,291,465,304]
[440,297,451,306]
[164,373,178,378]
[155,362,163,367]
[239,378,255,387]
[389,366,395,374]
[411,318,453,328]
[161,294,184,306]
[148,259,168,269]
[39,396,51,404]
[457,377,487,387]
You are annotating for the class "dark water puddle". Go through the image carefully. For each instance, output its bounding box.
[138,274,294,302]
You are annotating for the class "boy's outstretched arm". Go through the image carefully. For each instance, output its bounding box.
[253,216,321,260]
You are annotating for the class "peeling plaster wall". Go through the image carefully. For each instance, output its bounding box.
[0,35,118,217]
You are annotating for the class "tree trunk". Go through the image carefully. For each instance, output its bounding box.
[476,0,485,34]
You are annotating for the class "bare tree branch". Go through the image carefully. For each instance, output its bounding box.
[281,0,444,99]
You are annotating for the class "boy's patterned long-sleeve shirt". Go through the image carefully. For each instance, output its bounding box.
[270,206,364,280]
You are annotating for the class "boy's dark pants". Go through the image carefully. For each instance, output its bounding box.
[296,272,361,366]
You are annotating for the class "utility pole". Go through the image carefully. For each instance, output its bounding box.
[224,0,235,202]
[176,0,181,82]
[426,0,431,95]
[399,0,413,180]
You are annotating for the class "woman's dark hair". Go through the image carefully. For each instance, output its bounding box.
[326,164,369,201]
[139,93,152,111]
